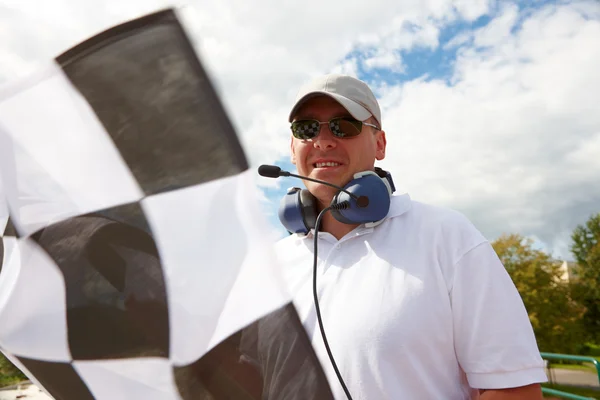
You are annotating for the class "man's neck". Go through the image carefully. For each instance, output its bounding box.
[316,204,359,241]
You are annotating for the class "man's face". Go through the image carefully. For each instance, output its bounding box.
[290,95,386,206]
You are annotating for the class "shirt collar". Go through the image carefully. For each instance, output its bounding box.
[386,193,412,220]
[301,193,412,239]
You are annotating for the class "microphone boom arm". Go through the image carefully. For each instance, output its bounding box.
[286,172,360,201]
[258,164,369,207]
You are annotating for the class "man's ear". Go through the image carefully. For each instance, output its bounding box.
[290,137,297,164]
[376,130,386,161]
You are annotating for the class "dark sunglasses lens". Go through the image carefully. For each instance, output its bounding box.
[330,118,363,137]
[291,120,320,139]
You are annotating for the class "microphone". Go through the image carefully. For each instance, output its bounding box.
[257,164,289,178]
[258,164,369,207]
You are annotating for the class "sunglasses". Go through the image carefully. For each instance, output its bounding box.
[291,117,380,140]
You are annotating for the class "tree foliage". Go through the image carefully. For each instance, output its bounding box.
[492,234,585,354]
[570,213,600,343]
[0,352,26,386]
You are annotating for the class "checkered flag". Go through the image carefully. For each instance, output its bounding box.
[1,191,16,271]
[0,9,332,400]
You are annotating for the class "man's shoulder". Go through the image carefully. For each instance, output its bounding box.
[390,195,486,248]
[394,195,473,230]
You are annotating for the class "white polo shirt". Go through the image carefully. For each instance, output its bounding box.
[275,193,547,400]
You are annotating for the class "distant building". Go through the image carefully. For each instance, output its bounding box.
[557,260,578,282]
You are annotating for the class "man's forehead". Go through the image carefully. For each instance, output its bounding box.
[292,95,350,119]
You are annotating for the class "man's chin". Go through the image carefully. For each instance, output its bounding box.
[311,166,346,181]
[306,183,341,204]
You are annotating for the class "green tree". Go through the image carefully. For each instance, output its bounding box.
[570,213,600,343]
[492,234,585,354]
[0,352,26,386]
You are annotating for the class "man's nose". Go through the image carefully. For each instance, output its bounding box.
[313,124,337,150]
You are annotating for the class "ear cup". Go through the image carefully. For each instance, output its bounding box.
[278,187,318,235]
[278,169,395,234]
[330,171,392,225]
[299,189,318,230]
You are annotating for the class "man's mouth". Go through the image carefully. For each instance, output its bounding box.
[314,162,341,168]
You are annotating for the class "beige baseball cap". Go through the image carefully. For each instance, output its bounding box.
[288,74,382,127]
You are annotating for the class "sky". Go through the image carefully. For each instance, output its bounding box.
[0,0,599,260]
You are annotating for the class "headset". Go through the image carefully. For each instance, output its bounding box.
[277,167,396,235]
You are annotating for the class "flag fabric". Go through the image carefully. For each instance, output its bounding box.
[0,195,17,277]
[0,9,333,400]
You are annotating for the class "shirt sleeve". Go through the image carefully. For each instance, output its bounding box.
[450,241,548,389]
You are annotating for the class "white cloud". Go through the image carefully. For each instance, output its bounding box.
[330,58,360,78]
[472,3,519,48]
[453,0,494,22]
[566,132,600,170]
[443,30,473,50]
[364,51,405,73]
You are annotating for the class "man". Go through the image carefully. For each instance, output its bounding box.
[273,74,547,399]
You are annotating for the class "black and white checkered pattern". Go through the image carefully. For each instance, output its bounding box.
[0,212,17,274]
[328,120,343,137]
[0,9,332,400]
[293,120,321,139]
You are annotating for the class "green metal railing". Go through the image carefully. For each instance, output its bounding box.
[540,352,600,400]
[541,386,595,400]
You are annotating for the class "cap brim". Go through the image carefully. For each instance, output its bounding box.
[288,91,372,122]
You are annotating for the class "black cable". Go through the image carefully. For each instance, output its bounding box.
[313,203,353,400]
